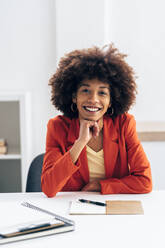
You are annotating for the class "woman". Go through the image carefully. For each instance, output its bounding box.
[41,44,152,197]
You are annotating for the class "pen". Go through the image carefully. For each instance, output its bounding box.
[79,199,106,207]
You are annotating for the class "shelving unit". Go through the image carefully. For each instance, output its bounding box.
[137,121,165,141]
[0,92,31,192]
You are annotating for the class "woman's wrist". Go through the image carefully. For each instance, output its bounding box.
[69,139,87,164]
[76,138,88,147]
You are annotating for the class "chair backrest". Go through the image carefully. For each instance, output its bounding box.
[26,154,44,192]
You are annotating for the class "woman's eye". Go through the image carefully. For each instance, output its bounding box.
[81,89,89,93]
[99,91,107,95]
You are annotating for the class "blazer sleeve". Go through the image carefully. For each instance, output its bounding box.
[100,115,152,194]
[41,118,81,197]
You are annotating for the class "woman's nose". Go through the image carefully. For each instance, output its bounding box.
[88,92,99,102]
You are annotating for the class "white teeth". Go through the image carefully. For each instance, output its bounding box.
[84,107,100,112]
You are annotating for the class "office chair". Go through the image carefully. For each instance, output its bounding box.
[26,153,44,192]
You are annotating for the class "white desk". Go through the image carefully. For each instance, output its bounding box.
[0,191,165,248]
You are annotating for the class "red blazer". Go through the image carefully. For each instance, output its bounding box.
[41,113,152,197]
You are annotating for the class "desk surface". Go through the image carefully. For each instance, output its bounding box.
[0,191,165,248]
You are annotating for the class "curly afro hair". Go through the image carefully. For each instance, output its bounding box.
[49,44,137,118]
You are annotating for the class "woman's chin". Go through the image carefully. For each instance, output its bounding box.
[78,110,105,122]
[79,115,103,122]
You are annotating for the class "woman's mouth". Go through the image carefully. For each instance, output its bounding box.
[83,106,101,112]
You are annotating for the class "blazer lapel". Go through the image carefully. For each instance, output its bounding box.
[67,118,79,145]
[103,116,119,178]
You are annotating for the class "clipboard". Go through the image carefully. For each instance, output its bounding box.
[0,202,75,244]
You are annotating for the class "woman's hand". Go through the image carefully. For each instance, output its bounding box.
[69,119,100,164]
[81,180,101,192]
[78,119,100,145]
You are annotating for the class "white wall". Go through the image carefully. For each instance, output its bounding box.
[105,0,165,122]
[143,142,165,190]
[0,0,56,158]
[55,0,105,63]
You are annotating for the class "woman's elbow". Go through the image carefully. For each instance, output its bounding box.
[142,176,153,193]
[41,177,57,198]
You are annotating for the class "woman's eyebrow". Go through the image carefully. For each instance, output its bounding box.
[79,83,90,87]
[79,84,109,89]
[99,86,109,89]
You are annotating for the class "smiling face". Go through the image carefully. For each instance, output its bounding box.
[72,78,111,123]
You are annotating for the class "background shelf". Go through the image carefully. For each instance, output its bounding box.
[0,154,21,160]
[0,92,31,192]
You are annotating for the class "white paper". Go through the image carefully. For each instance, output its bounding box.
[69,201,106,215]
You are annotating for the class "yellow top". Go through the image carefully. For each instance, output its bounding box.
[86,145,106,182]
